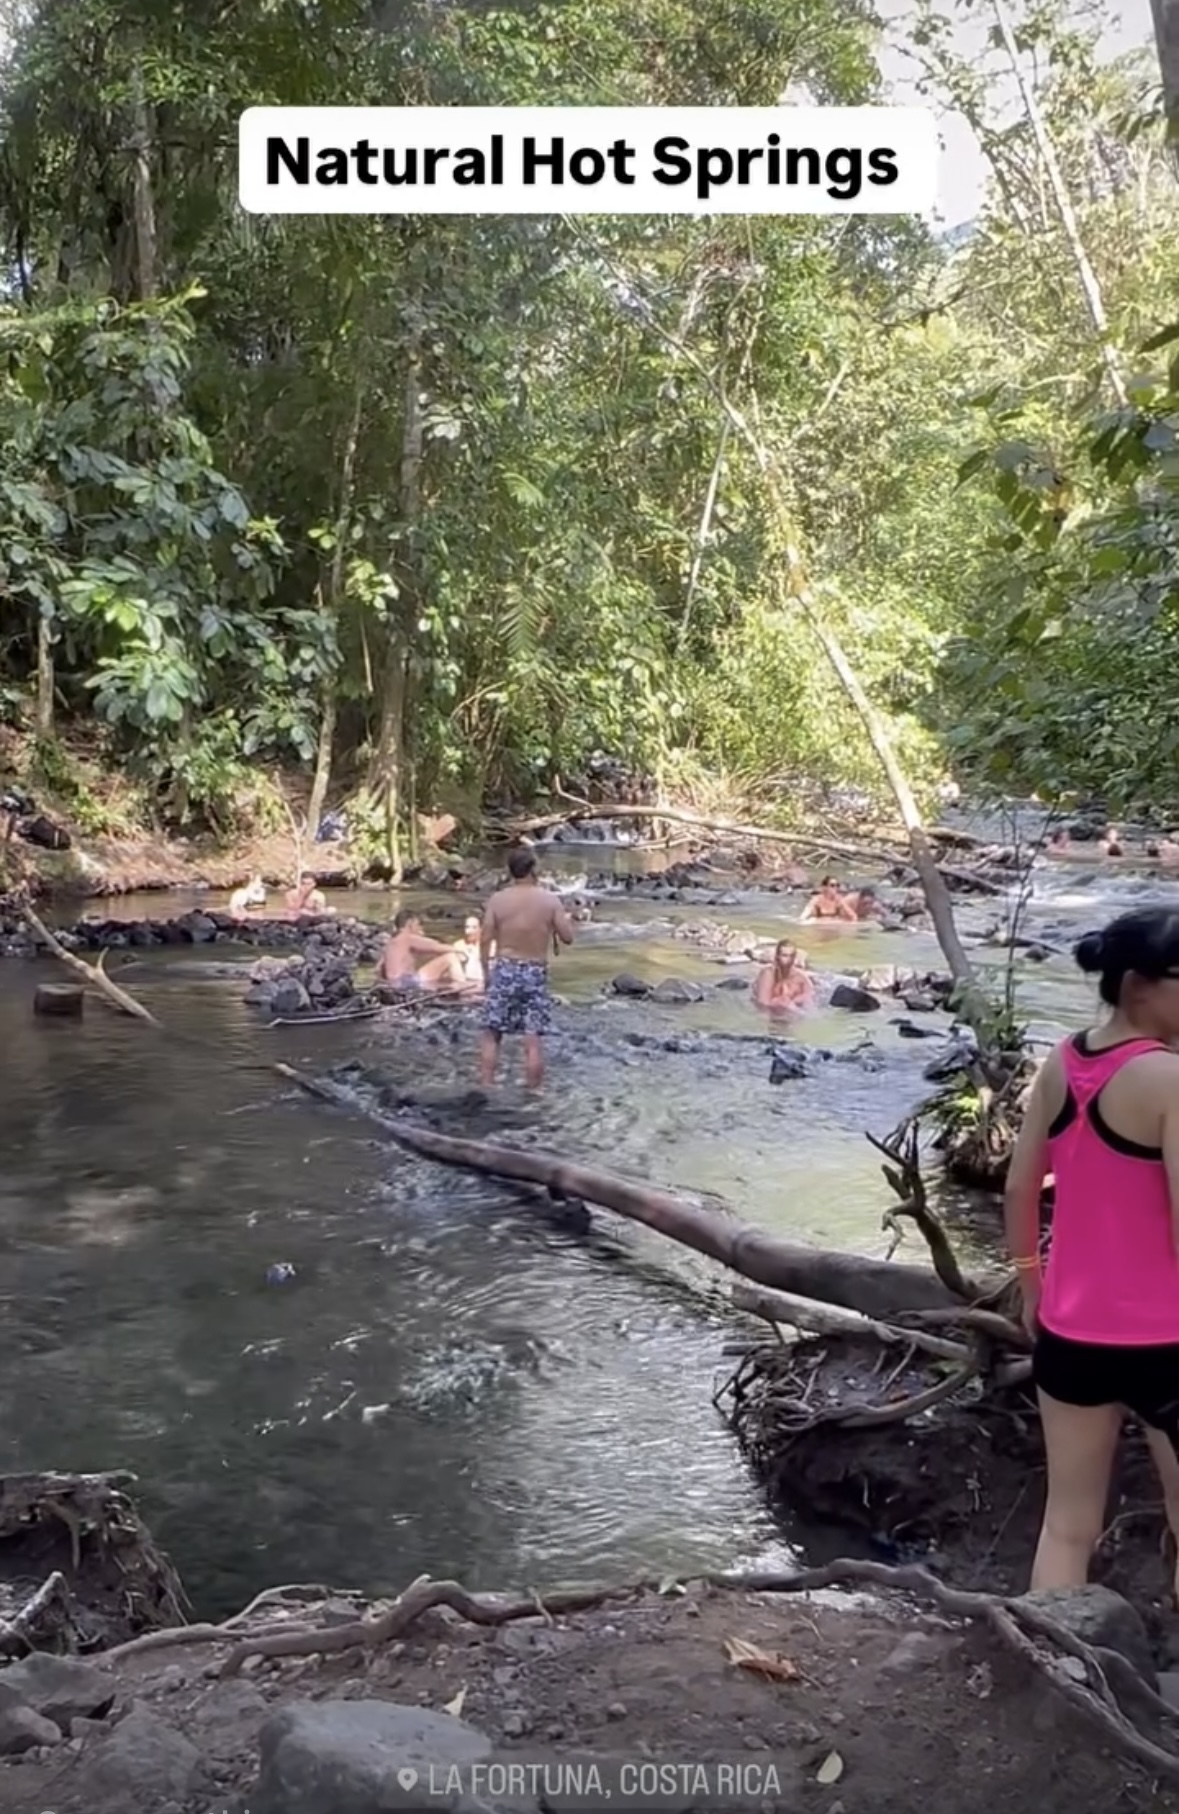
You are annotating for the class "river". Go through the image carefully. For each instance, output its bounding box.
[0,853,1172,1617]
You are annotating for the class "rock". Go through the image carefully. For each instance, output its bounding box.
[0,1692,63,1756]
[1158,1670,1179,1710]
[245,981,278,1007]
[269,977,313,1017]
[901,992,936,1013]
[86,1705,206,1800]
[1018,1585,1156,1684]
[769,1047,810,1084]
[252,1699,493,1813]
[608,974,651,998]
[716,974,752,990]
[829,982,881,1013]
[648,978,705,1003]
[0,1651,116,1727]
[177,911,217,943]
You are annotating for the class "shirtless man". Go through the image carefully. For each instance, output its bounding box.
[479,849,574,1088]
[752,941,814,1016]
[286,871,330,916]
[801,876,857,924]
[380,909,466,991]
[229,874,266,919]
[847,886,884,922]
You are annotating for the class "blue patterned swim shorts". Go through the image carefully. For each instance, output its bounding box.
[482,958,552,1036]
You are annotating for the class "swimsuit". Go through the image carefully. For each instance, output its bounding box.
[387,972,422,992]
[1032,1031,1179,1435]
[482,957,552,1036]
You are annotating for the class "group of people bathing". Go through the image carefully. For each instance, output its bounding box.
[229,871,330,919]
[1049,824,1179,864]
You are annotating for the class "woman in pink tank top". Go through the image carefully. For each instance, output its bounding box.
[1005,906,1179,1596]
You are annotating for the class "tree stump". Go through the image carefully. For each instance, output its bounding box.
[34,982,84,1018]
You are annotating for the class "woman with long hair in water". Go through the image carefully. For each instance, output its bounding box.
[1004,906,1179,1595]
[752,940,815,1015]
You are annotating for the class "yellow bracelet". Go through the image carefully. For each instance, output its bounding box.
[1011,1256,1041,1272]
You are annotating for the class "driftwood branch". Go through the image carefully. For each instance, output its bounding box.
[20,900,160,1025]
[731,1283,973,1364]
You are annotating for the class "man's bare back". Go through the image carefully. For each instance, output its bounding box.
[482,882,572,963]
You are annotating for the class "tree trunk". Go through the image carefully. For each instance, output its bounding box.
[306,691,337,848]
[307,381,363,843]
[128,58,158,302]
[367,334,422,880]
[989,0,1127,405]
[34,612,54,739]
[677,419,730,654]
[1151,0,1179,166]
[275,1065,979,1319]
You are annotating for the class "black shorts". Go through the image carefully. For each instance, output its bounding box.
[1033,1325,1179,1438]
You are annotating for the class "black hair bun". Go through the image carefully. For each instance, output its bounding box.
[1075,930,1106,972]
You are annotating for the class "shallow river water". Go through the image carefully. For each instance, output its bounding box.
[0,853,1174,1616]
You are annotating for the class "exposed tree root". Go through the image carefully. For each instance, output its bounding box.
[94,1560,1179,1783]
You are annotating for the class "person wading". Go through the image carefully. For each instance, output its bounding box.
[479,849,574,1089]
[1004,906,1179,1597]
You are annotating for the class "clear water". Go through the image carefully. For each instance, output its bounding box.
[0,859,1144,1615]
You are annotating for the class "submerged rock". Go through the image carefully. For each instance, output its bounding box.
[829,982,881,1013]
[648,978,706,1003]
[608,974,652,997]
[769,1047,811,1084]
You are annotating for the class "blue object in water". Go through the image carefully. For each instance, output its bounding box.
[266,1262,297,1285]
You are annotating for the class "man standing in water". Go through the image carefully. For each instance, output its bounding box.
[479,849,574,1089]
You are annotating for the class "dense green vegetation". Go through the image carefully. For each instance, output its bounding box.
[0,0,1175,863]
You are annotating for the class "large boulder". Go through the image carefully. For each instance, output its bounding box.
[252,1700,494,1814]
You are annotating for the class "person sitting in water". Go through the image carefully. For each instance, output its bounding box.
[453,913,489,991]
[801,876,857,923]
[1048,829,1071,855]
[847,885,884,922]
[229,874,266,919]
[1102,825,1124,858]
[380,909,468,991]
[752,940,815,1015]
[285,871,330,916]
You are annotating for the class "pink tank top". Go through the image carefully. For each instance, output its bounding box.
[1040,1034,1179,1345]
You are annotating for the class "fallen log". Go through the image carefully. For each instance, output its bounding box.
[273,1063,995,1319]
[19,900,161,1025]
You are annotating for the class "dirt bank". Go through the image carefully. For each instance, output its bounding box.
[3,1577,1176,1814]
